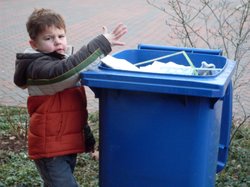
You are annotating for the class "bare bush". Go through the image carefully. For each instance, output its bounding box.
[147,0,250,128]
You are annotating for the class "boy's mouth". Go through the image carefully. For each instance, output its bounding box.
[56,49,65,54]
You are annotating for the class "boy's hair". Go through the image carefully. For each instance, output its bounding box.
[26,8,66,40]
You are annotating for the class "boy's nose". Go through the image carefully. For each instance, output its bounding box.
[54,37,61,45]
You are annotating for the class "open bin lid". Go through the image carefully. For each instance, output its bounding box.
[81,46,235,98]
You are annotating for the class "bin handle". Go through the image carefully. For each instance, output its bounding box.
[138,44,223,56]
[216,81,233,173]
[134,51,199,75]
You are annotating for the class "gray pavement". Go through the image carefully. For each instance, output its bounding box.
[0,0,171,113]
[0,0,249,121]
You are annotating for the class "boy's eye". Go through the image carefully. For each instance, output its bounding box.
[44,37,51,41]
[59,35,65,38]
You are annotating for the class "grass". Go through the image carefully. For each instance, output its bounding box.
[0,106,249,186]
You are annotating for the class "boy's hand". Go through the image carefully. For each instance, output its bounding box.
[103,23,128,46]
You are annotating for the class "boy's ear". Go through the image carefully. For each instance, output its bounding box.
[29,39,37,49]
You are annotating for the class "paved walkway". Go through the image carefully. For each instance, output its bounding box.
[0,0,249,121]
[0,0,171,113]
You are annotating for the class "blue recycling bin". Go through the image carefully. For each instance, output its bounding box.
[80,44,236,187]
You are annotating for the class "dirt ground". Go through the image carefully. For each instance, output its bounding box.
[0,134,27,153]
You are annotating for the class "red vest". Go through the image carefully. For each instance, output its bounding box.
[27,87,88,160]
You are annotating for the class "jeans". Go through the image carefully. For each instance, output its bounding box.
[34,154,78,187]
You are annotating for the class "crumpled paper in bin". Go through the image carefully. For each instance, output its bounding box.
[101,55,218,76]
[139,61,194,75]
[101,55,140,71]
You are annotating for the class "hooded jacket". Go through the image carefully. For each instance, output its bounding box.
[14,35,111,159]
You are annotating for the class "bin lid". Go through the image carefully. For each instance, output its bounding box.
[80,48,236,98]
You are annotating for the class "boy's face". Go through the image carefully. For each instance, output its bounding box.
[30,25,67,55]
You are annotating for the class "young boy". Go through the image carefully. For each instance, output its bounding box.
[13,8,127,186]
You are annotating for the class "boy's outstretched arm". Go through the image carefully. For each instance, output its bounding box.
[103,23,128,46]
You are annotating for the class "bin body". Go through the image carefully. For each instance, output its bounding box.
[99,90,222,187]
[81,45,235,187]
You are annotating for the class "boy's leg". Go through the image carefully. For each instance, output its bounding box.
[34,154,78,187]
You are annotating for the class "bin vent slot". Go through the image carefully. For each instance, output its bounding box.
[218,144,226,149]
[217,161,225,171]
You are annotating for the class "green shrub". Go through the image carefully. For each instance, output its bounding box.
[0,106,28,138]
[0,151,42,186]
[216,126,250,186]
[0,106,249,186]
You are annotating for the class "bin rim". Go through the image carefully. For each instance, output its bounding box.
[81,60,235,98]
[81,46,236,98]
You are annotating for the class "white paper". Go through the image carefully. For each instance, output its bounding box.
[101,55,139,71]
[139,61,193,75]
